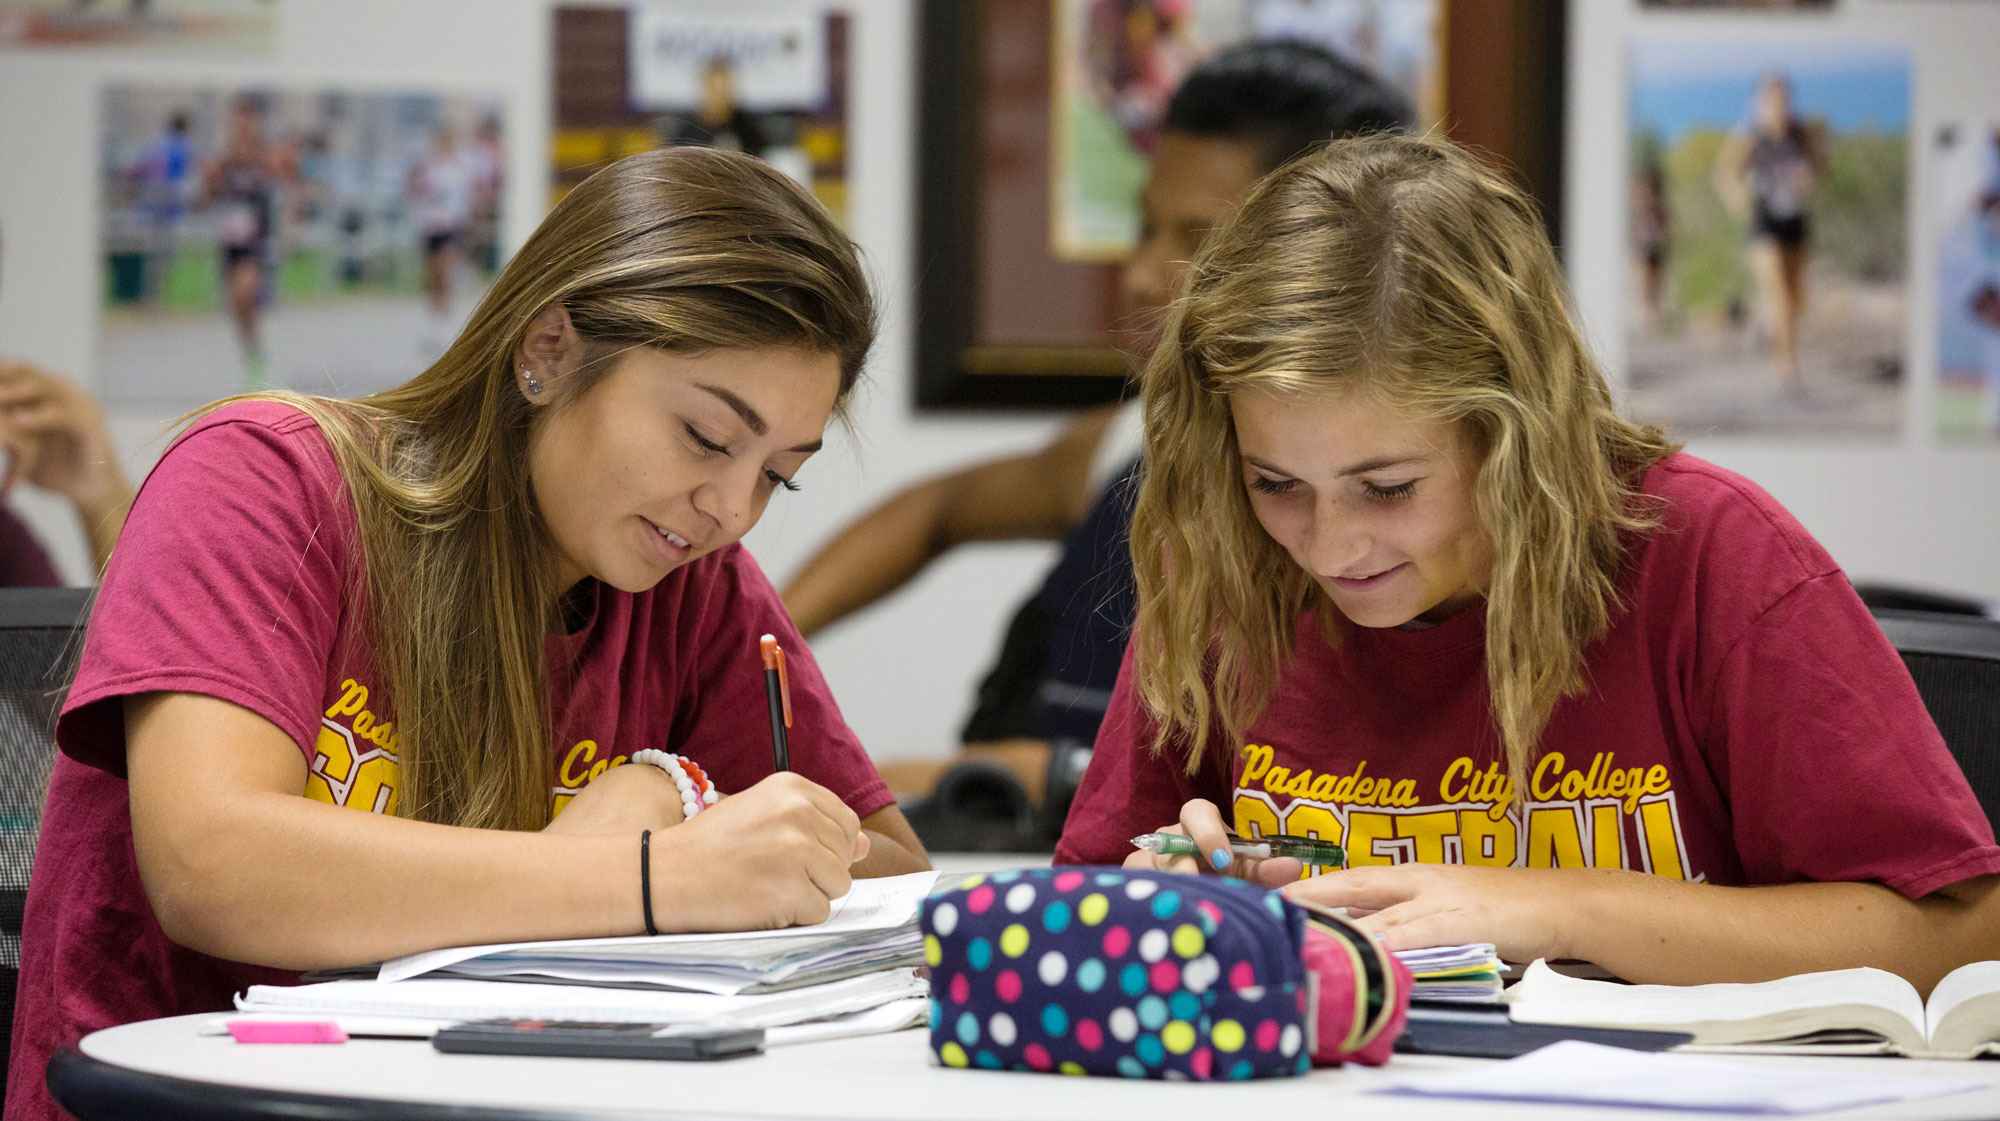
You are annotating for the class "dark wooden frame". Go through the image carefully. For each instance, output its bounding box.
[912,0,1567,412]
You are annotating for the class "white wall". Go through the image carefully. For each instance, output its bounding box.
[5,1,1993,770]
[0,0,1060,765]
[1566,0,2000,602]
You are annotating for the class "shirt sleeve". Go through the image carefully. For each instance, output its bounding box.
[1702,571,2000,899]
[1054,642,1232,866]
[57,411,349,776]
[664,545,894,822]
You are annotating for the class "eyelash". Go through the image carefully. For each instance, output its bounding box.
[1247,477,1418,502]
[685,424,801,492]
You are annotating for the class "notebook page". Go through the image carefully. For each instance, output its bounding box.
[1928,960,2000,1049]
[378,870,934,983]
[238,970,926,1027]
[1387,1040,1985,1114]
[1505,959,1926,1048]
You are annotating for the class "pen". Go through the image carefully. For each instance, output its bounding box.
[1131,831,1346,867]
[760,634,792,772]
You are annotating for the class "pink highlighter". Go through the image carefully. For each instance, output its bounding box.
[225,1020,348,1044]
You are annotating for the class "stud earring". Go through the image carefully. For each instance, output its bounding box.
[521,365,543,396]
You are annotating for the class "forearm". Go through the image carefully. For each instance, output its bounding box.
[783,482,952,636]
[1565,870,2000,996]
[140,790,644,970]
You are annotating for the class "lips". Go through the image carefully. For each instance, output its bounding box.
[1330,563,1407,592]
[641,517,695,565]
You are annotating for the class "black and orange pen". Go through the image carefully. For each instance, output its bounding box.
[760,634,792,773]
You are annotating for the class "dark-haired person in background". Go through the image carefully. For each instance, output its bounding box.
[782,41,1413,846]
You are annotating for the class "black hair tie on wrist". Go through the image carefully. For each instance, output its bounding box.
[640,829,659,937]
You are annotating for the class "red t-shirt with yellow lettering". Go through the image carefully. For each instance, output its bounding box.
[6,402,892,1121]
[1057,455,2000,904]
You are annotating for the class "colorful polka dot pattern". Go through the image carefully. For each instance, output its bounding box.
[919,867,1314,1081]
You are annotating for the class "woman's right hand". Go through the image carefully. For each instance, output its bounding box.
[1122,798,1302,888]
[647,772,869,932]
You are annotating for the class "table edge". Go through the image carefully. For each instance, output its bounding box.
[46,1047,846,1121]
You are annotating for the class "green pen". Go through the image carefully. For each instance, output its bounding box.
[1131,831,1346,868]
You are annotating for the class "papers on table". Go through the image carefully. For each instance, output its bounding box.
[1396,943,1504,1002]
[378,871,934,994]
[237,872,936,1043]
[1384,1040,1987,1114]
[237,969,928,1031]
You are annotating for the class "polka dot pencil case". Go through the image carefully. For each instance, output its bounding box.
[919,867,1410,1080]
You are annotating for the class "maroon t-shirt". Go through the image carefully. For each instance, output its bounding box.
[7,402,892,1121]
[1058,455,2000,903]
[0,506,60,588]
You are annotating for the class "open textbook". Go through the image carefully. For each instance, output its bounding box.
[1505,959,2000,1058]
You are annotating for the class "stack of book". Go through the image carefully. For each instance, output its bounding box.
[228,871,936,1042]
[1396,943,1505,1002]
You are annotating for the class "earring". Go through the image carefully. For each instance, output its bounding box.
[521,365,543,396]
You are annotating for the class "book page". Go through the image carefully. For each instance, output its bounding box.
[1928,960,2000,1055]
[1505,959,1927,1050]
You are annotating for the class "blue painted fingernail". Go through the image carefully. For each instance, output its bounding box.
[1211,848,1231,870]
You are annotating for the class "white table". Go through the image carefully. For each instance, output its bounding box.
[54,1013,2000,1121]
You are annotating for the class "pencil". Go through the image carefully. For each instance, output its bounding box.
[760,634,792,772]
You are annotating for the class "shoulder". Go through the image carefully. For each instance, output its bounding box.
[1626,453,1843,636]
[139,399,351,537]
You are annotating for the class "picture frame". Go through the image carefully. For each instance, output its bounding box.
[913,0,1564,411]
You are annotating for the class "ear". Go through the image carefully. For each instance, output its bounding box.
[513,303,584,406]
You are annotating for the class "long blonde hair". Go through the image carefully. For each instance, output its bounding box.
[186,147,874,831]
[1130,133,1677,797]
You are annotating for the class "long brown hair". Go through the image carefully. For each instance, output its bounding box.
[1130,133,1678,797]
[189,147,874,830]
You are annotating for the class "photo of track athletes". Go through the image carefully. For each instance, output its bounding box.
[98,84,505,405]
[1935,122,2000,443]
[1626,36,1909,439]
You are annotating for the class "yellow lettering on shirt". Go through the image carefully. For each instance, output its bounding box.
[1235,744,1696,880]
[313,675,626,821]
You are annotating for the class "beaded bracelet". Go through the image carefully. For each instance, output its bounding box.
[628,749,718,820]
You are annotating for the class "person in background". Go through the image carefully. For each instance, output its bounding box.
[6,147,926,1121]
[407,121,475,357]
[668,58,767,158]
[200,93,296,388]
[0,363,133,585]
[129,110,193,311]
[1057,134,1999,993]
[1713,71,1823,396]
[781,41,1413,844]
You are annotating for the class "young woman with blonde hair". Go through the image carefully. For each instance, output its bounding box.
[9,146,926,1121]
[1056,133,1999,992]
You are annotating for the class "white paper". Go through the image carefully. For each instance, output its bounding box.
[1386,1040,1985,1114]
[239,969,926,1029]
[378,871,934,983]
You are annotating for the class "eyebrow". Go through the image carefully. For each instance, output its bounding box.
[1241,453,1432,478]
[696,383,823,454]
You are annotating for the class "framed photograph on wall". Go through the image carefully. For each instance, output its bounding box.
[915,0,1560,411]
[1623,33,1908,438]
[551,3,851,226]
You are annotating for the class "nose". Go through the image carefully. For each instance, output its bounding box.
[691,464,761,541]
[1302,499,1370,579]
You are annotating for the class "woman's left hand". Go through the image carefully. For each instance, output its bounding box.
[1282,863,1590,963]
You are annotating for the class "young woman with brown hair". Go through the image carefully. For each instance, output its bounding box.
[1056,133,1999,993]
[8,146,926,1121]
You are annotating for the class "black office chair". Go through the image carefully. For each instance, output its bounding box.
[1872,608,2000,837]
[0,588,90,1105]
